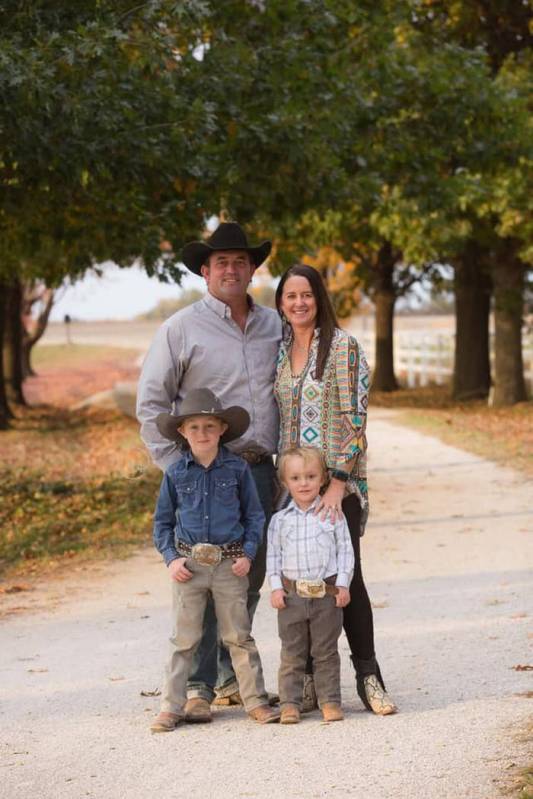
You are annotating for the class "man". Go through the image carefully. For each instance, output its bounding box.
[137,221,281,722]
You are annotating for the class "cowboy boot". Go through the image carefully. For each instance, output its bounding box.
[350,655,397,715]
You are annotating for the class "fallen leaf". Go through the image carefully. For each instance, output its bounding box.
[511,664,533,671]
[27,668,48,673]
[140,688,161,697]
[371,601,389,609]
[108,676,125,682]
[135,591,150,596]
[510,612,528,619]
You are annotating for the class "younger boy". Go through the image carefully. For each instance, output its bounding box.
[266,446,354,724]
[150,388,279,732]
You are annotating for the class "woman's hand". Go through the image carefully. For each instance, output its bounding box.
[315,478,345,521]
[335,587,350,608]
[168,557,193,582]
[271,589,287,609]
[232,556,251,577]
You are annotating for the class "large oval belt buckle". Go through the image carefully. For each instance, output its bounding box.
[295,579,326,599]
[191,543,222,566]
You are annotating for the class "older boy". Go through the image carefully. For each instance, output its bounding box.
[151,388,279,732]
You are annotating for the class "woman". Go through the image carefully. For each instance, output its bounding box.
[274,263,397,716]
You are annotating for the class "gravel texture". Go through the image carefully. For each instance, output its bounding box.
[1,409,531,799]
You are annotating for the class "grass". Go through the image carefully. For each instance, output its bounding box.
[0,404,160,581]
[371,385,533,476]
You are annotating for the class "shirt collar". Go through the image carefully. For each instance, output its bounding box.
[203,291,256,320]
[283,495,322,516]
[183,446,228,470]
[281,326,320,353]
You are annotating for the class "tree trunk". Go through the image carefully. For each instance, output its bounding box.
[372,243,399,391]
[452,243,492,400]
[0,283,13,428]
[491,250,527,407]
[21,283,54,378]
[4,279,26,405]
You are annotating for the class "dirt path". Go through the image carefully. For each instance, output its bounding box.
[1,410,531,799]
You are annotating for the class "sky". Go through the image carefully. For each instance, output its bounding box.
[49,262,207,321]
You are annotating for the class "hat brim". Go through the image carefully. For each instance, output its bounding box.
[182,240,271,275]
[156,407,250,447]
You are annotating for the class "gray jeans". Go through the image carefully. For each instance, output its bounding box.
[161,558,268,715]
[277,591,343,708]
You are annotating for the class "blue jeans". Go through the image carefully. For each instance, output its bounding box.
[187,458,276,702]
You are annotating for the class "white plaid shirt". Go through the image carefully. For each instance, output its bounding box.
[266,497,354,591]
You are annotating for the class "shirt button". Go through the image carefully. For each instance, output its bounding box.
[204,491,208,495]
[205,515,209,519]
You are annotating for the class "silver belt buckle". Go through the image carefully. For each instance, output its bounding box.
[191,543,222,566]
[295,579,326,599]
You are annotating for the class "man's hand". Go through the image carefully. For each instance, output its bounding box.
[232,556,251,577]
[335,587,350,608]
[271,589,287,609]
[168,557,193,582]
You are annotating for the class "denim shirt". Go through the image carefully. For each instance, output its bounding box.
[153,446,265,565]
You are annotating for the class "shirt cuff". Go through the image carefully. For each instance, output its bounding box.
[243,543,257,561]
[335,573,351,588]
[269,575,283,591]
[162,547,179,566]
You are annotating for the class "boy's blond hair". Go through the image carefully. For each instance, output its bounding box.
[278,446,328,485]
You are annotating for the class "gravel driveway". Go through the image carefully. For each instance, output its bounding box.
[1,410,531,799]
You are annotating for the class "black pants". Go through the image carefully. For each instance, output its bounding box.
[341,494,375,661]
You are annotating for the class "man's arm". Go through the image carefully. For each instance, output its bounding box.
[136,322,184,471]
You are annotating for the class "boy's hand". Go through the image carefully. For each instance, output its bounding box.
[271,589,287,609]
[335,587,350,608]
[232,556,251,577]
[168,557,193,582]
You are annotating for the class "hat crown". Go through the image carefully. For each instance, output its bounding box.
[207,222,249,251]
[179,388,222,417]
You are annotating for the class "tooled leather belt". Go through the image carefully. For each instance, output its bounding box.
[281,575,339,596]
[177,539,245,560]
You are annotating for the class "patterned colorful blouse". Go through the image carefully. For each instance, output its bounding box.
[274,327,370,523]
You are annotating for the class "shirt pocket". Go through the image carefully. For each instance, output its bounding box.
[176,479,200,509]
[315,529,334,558]
[214,477,239,505]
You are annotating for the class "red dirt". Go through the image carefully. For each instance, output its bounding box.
[23,359,140,408]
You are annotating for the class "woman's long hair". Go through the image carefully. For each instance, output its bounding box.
[275,264,339,381]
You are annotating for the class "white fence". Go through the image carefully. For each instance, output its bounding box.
[354,330,533,391]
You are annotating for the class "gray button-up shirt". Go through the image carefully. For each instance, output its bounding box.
[136,292,282,471]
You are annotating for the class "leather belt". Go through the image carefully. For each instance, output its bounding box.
[177,539,244,564]
[237,450,273,466]
[282,575,339,597]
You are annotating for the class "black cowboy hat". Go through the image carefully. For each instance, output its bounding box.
[181,222,271,275]
[156,388,250,447]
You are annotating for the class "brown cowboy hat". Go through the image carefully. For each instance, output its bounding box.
[181,222,271,275]
[156,388,249,447]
